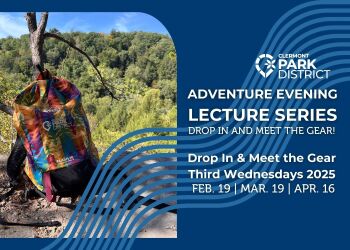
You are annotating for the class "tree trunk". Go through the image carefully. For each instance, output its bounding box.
[25,12,48,78]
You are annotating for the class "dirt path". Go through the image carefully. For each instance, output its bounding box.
[0,154,177,238]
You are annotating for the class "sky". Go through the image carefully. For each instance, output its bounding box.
[0,12,169,38]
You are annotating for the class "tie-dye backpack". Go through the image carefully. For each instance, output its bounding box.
[13,76,99,200]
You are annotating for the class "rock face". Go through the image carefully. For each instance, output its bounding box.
[0,153,177,238]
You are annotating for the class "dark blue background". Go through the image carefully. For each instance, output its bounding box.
[1,0,349,249]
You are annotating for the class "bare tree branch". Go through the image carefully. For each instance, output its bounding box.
[25,12,37,33]
[37,12,49,35]
[44,32,118,100]
[24,13,119,99]
[0,102,13,116]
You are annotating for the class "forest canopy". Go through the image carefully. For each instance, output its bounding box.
[0,30,177,154]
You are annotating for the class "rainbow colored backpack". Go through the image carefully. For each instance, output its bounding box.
[13,76,99,199]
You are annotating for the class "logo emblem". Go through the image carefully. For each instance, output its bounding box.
[255,54,275,78]
[43,121,51,131]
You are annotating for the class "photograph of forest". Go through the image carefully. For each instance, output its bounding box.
[0,12,177,238]
[0,14,177,154]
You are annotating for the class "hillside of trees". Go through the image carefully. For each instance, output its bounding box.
[0,30,177,154]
